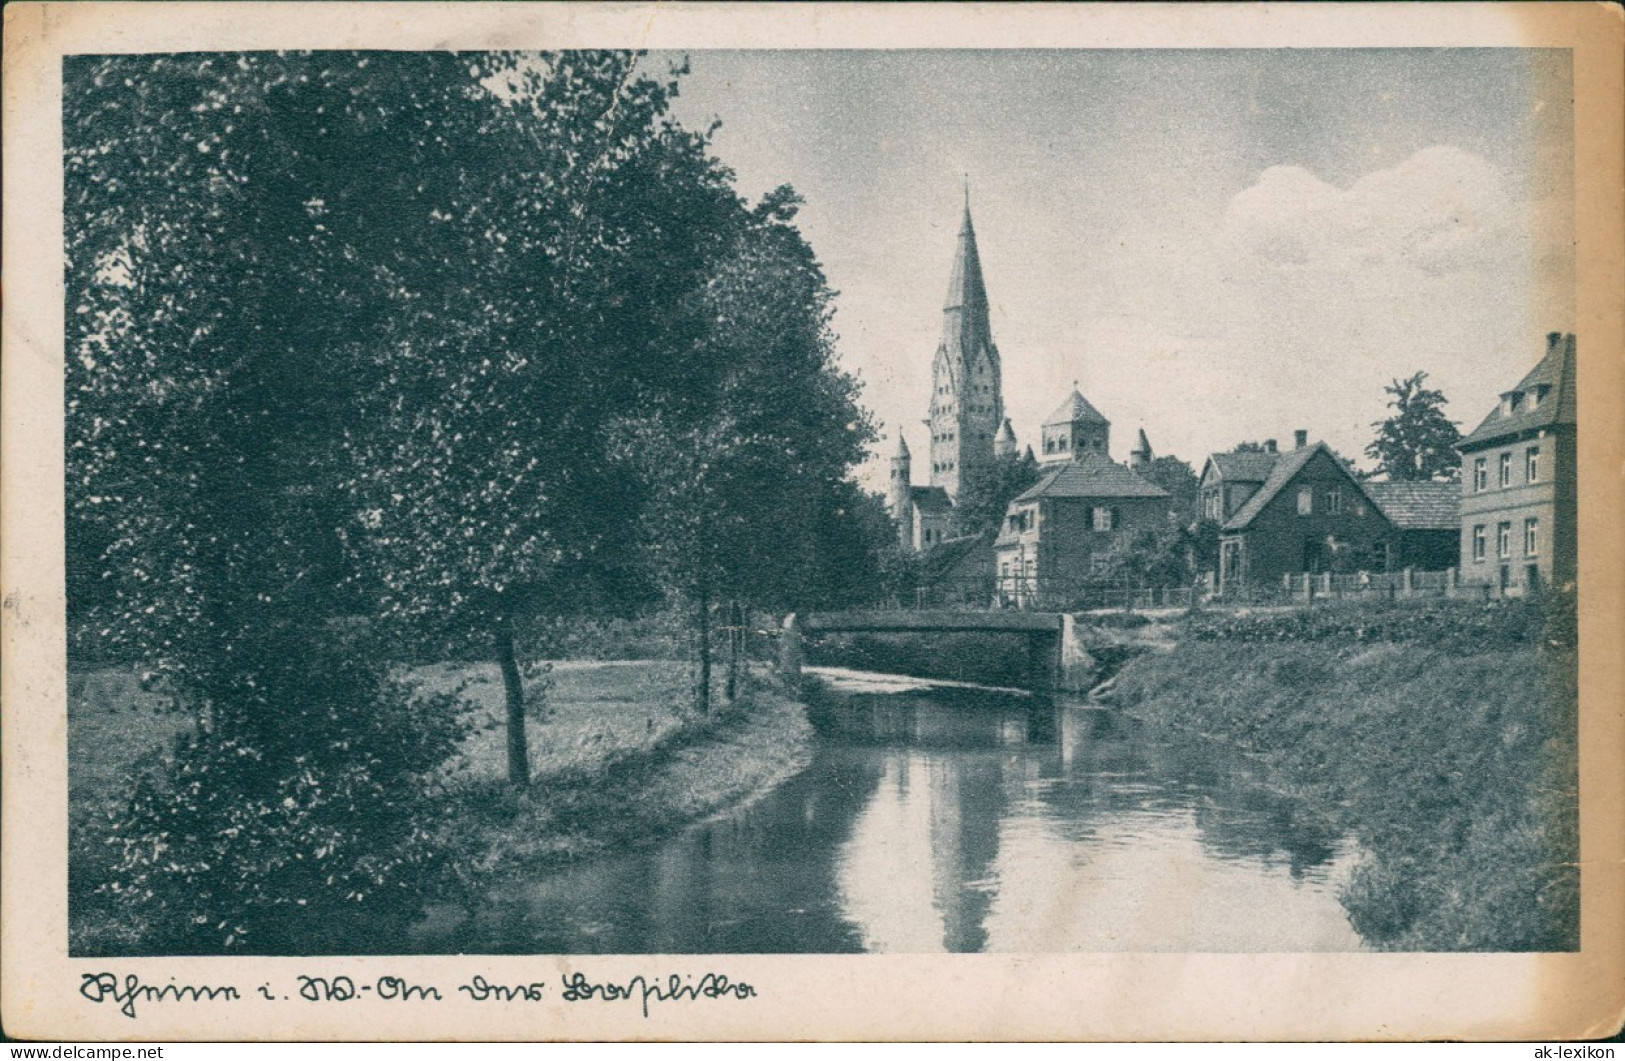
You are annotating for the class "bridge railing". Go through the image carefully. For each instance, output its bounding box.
[882,575,1205,614]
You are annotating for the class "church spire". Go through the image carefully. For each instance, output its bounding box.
[943,194,990,318]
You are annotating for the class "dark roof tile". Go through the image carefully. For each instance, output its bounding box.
[1461,334,1577,449]
[1013,451,1167,502]
[1366,480,1461,531]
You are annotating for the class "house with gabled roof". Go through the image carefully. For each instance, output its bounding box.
[995,446,1170,606]
[1210,436,1393,592]
[1458,332,1578,594]
[1366,480,1461,571]
[1199,440,1291,525]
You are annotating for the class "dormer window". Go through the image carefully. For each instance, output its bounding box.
[1528,387,1544,410]
[1501,392,1521,416]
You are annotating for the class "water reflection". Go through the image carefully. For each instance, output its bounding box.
[418,671,1363,953]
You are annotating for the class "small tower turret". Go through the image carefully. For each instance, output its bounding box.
[994,418,1018,460]
[1039,386,1111,464]
[888,432,912,521]
[1130,428,1153,470]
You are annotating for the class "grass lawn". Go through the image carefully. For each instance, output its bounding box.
[69,657,813,953]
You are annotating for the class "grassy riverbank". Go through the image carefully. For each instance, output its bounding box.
[1113,605,1578,951]
[69,661,812,954]
[423,662,814,876]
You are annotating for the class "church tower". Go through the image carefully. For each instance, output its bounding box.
[888,433,912,529]
[927,190,1004,502]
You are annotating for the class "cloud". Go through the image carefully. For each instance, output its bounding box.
[1223,146,1519,276]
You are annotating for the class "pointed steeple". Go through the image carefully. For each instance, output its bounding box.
[1130,428,1153,469]
[994,417,1018,459]
[943,197,990,319]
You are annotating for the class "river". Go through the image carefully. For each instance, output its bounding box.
[420,668,1366,953]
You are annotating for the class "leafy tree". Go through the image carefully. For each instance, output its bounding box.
[612,189,874,710]
[1102,524,1197,590]
[953,450,1041,536]
[1367,371,1462,481]
[343,53,751,779]
[64,52,530,943]
[1138,455,1199,523]
[1187,518,1222,575]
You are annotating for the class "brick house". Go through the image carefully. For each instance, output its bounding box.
[1457,332,1578,594]
[994,450,1169,606]
[1209,437,1393,592]
[1365,480,1461,571]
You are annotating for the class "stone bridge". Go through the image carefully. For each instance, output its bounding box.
[778,609,1097,694]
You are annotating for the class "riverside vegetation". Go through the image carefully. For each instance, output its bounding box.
[1116,594,1579,951]
[69,640,812,956]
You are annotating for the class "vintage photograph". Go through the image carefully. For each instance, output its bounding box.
[7,1,1623,1043]
[60,43,1581,959]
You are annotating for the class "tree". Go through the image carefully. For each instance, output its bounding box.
[1367,371,1462,481]
[64,53,507,946]
[612,189,875,711]
[953,450,1041,537]
[1138,455,1199,524]
[1102,524,1198,591]
[341,52,749,781]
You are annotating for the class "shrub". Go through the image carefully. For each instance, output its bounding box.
[102,637,470,954]
[1180,596,1565,653]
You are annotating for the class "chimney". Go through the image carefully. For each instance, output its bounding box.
[1294,429,1308,450]
[1547,331,1564,353]
[1264,439,1277,454]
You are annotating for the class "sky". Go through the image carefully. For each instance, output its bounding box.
[649,49,1575,491]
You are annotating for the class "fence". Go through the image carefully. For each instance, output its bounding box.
[887,566,1488,615]
[1242,567,1492,605]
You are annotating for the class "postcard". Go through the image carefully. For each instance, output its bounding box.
[4,1,1622,1042]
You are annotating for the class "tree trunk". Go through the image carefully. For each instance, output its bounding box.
[725,599,742,703]
[496,616,529,787]
[694,587,711,715]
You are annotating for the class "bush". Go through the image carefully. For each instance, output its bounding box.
[1180,595,1567,653]
[102,637,470,954]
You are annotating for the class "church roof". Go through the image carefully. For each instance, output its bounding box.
[908,485,953,513]
[1132,428,1153,457]
[1042,389,1110,428]
[1460,333,1577,449]
[995,418,1017,443]
[1014,451,1167,502]
[894,432,910,458]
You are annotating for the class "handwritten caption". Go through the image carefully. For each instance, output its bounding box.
[79,970,756,1020]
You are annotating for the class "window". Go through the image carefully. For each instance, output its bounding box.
[1498,453,1512,488]
[1526,446,1540,483]
[1327,486,1344,515]
[1524,517,1539,556]
[1297,487,1313,516]
[1497,522,1512,559]
[1474,458,1487,492]
[1529,388,1543,410]
[1472,524,1486,562]
[1092,506,1115,532]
